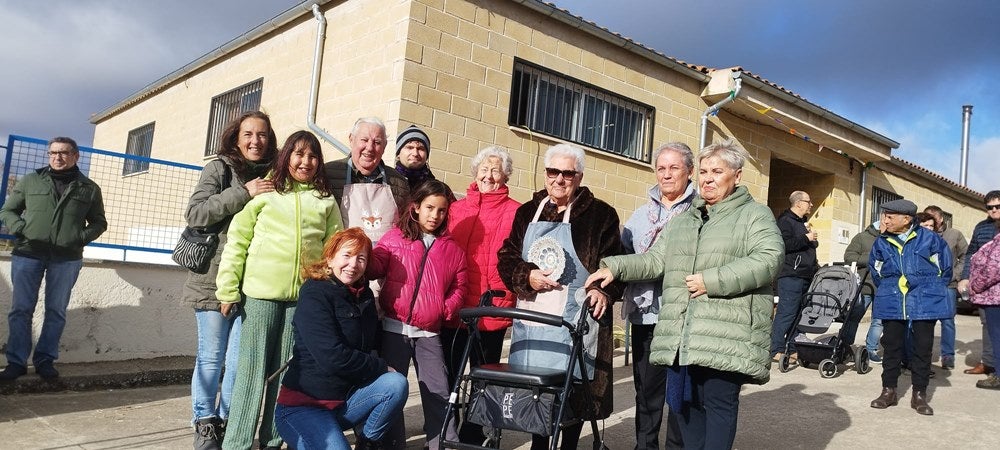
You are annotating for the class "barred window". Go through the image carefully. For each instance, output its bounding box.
[123,122,155,175]
[509,60,654,162]
[870,186,903,224]
[204,78,263,157]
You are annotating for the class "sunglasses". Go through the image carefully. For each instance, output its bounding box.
[987,204,1000,211]
[545,168,579,179]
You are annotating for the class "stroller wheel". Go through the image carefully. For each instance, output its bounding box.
[820,359,838,378]
[777,353,791,373]
[854,347,872,374]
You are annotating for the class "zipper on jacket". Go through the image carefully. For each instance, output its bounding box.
[405,240,435,325]
[291,190,302,296]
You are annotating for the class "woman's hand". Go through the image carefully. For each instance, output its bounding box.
[685,273,707,298]
[529,268,559,292]
[585,267,615,290]
[586,289,610,319]
[220,302,235,317]
[245,178,274,197]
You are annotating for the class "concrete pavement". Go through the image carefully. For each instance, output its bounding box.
[1,313,997,449]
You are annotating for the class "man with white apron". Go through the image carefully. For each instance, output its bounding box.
[323,117,410,243]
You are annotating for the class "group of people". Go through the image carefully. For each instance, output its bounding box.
[5,117,1000,450]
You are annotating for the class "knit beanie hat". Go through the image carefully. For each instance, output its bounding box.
[395,125,431,159]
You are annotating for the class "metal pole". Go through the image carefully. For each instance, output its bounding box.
[960,105,973,187]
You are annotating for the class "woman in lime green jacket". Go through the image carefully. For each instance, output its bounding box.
[216,131,343,450]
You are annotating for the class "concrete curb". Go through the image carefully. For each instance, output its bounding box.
[0,356,193,395]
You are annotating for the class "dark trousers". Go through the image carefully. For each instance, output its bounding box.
[530,421,583,450]
[770,276,810,355]
[631,324,684,450]
[676,366,743,450]
[881,319,934,391]
[441,327,507,445]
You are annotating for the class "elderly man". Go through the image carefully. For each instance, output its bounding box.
[959,190,1000,376]
[325,117,410,242]
[923,205,968,370]
[869,199,952,416]
[620,143,694,450]
[394,124,436,190]
[771,190,819,363]
[0,137,107,381]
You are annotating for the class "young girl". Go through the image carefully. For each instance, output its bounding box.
[217,130,343,450]
[366,179,468,449]
[275,228,408,450]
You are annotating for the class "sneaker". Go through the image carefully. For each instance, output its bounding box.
[35,362,59,380]
[0,364,27,381]
[868,352,882,364]
[976,373,1000,390]
[194,418,222,450]
[941,355,955,370]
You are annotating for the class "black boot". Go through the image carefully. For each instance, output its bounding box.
[193,418,222,450]
[870,387,898,409]
[355,435,383,450]
[0,364,27,381]
[911,390,933,415]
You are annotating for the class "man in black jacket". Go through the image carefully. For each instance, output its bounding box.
[957,190,1000,376]
[770,190,819,363]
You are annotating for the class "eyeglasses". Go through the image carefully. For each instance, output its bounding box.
[545,168,578,179]
[986,204,1000,211]
[48,151,74,158]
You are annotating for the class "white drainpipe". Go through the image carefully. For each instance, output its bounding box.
[859,164,868,233]
[308,4,350,156]
[699,71,742,150]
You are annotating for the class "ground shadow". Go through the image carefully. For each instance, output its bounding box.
[734,383,849,449]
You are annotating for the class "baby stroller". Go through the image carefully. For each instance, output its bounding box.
[776,263,874,378]
[440,291,606,450]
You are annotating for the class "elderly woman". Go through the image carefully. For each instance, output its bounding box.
[497,143,625,450]
[588,140,783,449]
[443,146,521,443]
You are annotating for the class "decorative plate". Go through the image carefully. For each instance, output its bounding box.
[527,236,566,282]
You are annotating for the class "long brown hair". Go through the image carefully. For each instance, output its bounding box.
[271,130,332,197]
[301,227,373,281]
[216,111,279,180]
[397,179,454,241]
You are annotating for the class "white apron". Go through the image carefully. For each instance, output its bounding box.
[340,165,398,243]
[509,200,598,380]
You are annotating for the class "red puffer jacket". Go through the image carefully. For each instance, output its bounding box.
[368,227,468,333]
[447,183,520,330]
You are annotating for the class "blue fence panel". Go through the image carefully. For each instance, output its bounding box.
[1,135,203,264]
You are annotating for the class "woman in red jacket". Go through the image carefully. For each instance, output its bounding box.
[442,146,521,443]
[366,179,468,450]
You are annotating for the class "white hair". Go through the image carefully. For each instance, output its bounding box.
[471,146,514,179]
[543,144,585,173]
[350,117,386,137]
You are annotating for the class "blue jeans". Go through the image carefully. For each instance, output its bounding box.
[275,371,408,450]
[5,255,83,367]
[770,276,810,355]
[939,288,958,357]
[982,306,1000,369]
[860,295,883,354]
[191,308,242,422]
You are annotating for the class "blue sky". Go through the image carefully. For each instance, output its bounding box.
[2,0,997,192]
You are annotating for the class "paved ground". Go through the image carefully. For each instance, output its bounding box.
[1,313,997,449]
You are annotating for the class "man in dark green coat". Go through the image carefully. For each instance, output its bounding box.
[0,137,107,381]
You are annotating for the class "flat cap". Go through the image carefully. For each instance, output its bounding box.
[881,199,917,216]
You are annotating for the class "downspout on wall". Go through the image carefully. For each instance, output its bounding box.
[699,71,743,150]
[308,4,350,156]
[859,165,868,233]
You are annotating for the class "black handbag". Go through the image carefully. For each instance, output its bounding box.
[172,162,232,274]
[172,227,221,274]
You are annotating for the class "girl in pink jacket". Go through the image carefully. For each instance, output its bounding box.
[366,179,467,449]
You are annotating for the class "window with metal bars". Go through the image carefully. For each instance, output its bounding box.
[123,122,154,175]
[203,78,263,157]
[870,186,903,224]
[508,60,654,162]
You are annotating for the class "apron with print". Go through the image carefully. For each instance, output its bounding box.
[340,166,398,243]
[509,200,598,380]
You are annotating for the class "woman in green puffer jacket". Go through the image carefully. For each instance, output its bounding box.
[587,140,783,450]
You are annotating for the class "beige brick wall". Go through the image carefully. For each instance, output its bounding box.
[402,0,706,222]
[870,166,985,239]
